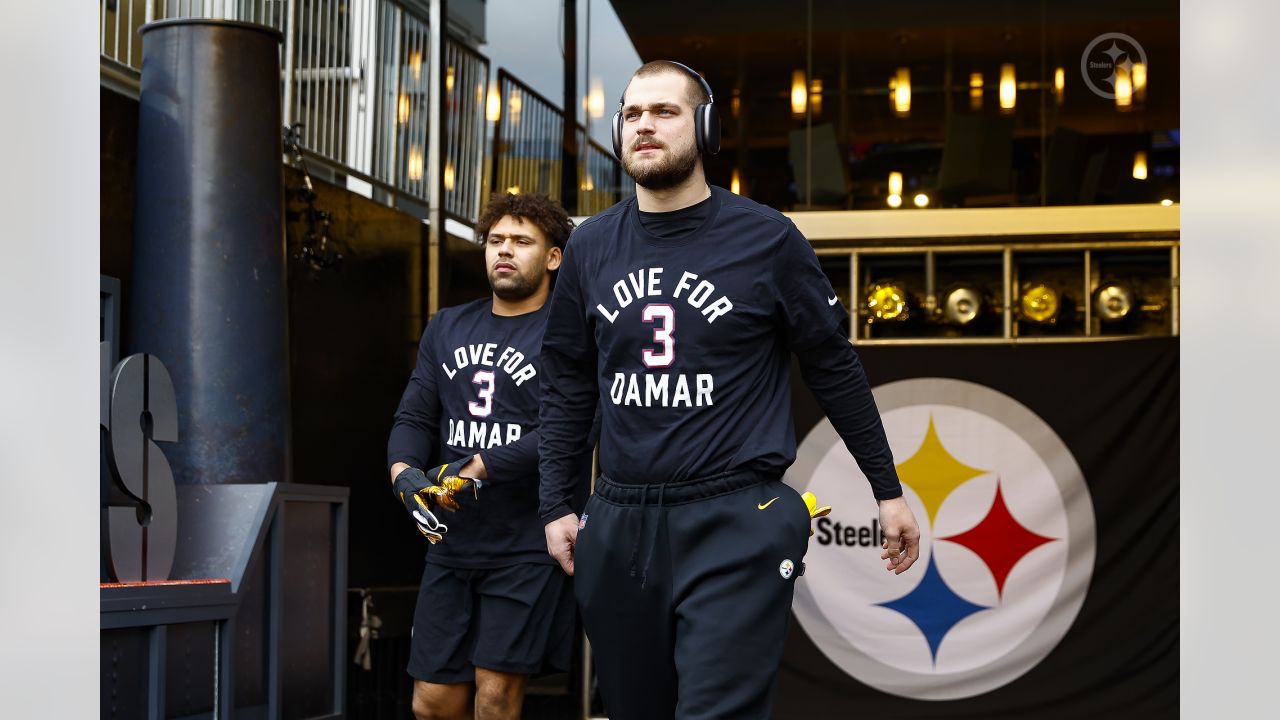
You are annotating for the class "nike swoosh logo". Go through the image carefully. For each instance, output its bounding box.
[828,296,839,306]
[758,497,781,510]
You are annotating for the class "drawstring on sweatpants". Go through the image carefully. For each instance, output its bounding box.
[628,489,649,579]
[626,483,668,589]
[640,483,666,589]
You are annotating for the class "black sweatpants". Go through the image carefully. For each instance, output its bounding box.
[573,470,812,720]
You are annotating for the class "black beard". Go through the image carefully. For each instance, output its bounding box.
[623,142,699,190]
[488,268,542,300]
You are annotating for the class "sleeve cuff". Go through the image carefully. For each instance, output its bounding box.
[873,487,904,502]
[540,503,574,525]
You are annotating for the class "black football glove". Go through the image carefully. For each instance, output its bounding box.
[393,458,482,543]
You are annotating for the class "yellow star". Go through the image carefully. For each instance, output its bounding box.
[895,415,989,527]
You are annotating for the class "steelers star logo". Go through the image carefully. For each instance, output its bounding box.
[786,378,1095,700]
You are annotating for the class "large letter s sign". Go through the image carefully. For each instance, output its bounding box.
[102,352,178,582]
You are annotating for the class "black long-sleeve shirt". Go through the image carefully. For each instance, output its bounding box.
[538,187,901,523]
[388,299,594,567]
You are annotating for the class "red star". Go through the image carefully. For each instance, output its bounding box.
[938,481,1056,599]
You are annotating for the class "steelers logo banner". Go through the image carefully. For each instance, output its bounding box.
[776,339,1178,716]
[788,379,1094,699]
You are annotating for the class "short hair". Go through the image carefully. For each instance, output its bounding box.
[476,192,574,250]
[626,61,710,109]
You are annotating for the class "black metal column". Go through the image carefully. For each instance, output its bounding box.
[561,0,579,214]
[129,19,289,486]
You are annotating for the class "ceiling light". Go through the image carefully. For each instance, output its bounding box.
[887,194,902,208]
[866,281,909,322]
[1093,283,1135,322]
[888,171,903,196]
[1020,283,1059,324]
[913,193,930,208]
[1160,198,1173,207]
[942,286,983,325]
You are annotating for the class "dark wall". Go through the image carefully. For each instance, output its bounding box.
[283,167,484,589]
[100,86,488,591]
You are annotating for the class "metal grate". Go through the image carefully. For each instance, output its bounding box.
[100,0,491,222]
[492,69,633,214]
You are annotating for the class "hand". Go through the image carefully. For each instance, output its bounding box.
[421,458,483,512]
[801,491,833,536]
[393,466,449,543]
[392,459,481,543]
[878,496,921,574]
[544,513,579,575]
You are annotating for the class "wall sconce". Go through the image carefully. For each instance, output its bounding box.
[410,51,422,83]
[731,167,742,195]
[486,86,501,122]
[999,64,1016,113]
[888,171,903,196]
[446,65,455,93]
[1115,65,1133,111]
[791,70,807,118]
[731,88,741,118]
[1054,67,1065,106]
[1132,62,1147,103]
[892,67,911,117]
[407,146,424,182]
[398,92,411,125]
[587,77,606,119]
[1133,151,1148,180]
[444,160,455,191]
[913,192,930,208]
[969,72,984,111]
[810,78,823,116]
[508,91,522,126]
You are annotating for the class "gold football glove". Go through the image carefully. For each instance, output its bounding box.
[419,463,482,512]
[802,491,832,536]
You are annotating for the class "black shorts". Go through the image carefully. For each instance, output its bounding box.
[407,561,575,684]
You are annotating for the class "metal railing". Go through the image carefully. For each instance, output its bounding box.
[99,0,490,223]
[491,69,632,214]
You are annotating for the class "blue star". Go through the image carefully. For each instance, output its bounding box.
[877,555,990,664]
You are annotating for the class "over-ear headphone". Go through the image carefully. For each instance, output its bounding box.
[612,60,721,159]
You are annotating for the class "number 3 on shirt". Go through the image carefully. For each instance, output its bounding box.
[469,370,495,417]
[642,303,675,368]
